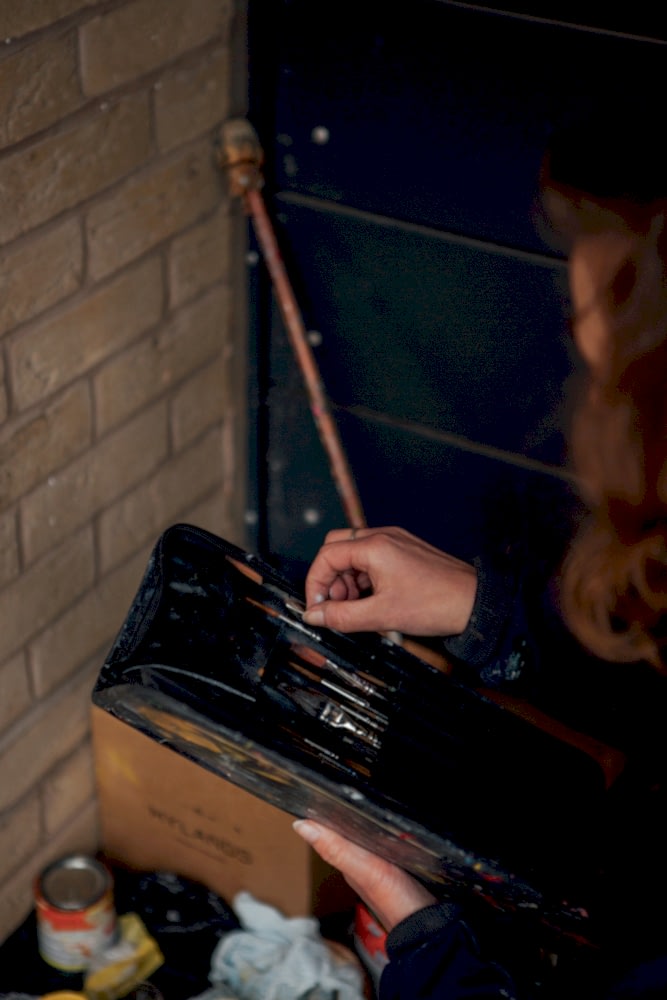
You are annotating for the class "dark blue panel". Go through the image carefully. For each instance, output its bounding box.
[270,1,665,251]
[448,1,666,37]
[272,198,578,463]
[265,378,577,576]
[249,0,665,571]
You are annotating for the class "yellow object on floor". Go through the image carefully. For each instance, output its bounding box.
[83,912,164,1000]
[41,993,87,999]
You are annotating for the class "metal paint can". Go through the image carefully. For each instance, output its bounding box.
[35,855,118,972]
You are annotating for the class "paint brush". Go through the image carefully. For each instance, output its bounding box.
[275,680,383,751]
[243,595,324,643]
[289,642,395,697]
[287,659,389,725]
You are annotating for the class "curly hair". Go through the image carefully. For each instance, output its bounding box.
[541,116,667,668]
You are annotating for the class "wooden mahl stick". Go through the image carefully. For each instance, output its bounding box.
[217,117,366,531]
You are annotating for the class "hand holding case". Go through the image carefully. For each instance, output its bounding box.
[92,523,623,948]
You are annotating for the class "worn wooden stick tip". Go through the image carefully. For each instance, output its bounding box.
[216,117,265,197]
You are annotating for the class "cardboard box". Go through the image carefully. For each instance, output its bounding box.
[91,705,354,918]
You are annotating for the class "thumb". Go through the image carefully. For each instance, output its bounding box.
[303,596,381,633]
[292,821,437,931]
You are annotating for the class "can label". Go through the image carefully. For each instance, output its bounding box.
[35,856,118,972]
[354,901,388,986]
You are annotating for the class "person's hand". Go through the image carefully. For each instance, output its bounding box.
[293,820,437,933]
[302,526,477,636]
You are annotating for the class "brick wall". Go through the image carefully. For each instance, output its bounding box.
[0,0,248,942]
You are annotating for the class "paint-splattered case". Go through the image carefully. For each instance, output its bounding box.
[92,522,620,951]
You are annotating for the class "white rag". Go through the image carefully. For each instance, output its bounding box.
[209,891,365,1000]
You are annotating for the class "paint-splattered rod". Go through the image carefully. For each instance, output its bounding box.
[246,186,367,530]
[217,117,367,532]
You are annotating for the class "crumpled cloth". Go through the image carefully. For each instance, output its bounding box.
[209,891,365,1000]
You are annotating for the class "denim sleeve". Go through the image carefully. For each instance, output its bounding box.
[442,555,520,669]
[380,901,667,999]
[441,475,587,693]
[380,902,523,1000]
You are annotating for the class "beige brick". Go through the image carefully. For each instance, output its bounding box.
[178,413,244,549]
[94,285,228,432]
[30,546,151,697]
[0,1,101,40]
[0,32,82,150]
[79,0,229,96]
[22,402,169,564]
[0,667,97,813]
[0,527,94,665]
[219,409,245,533]
[0,652,31,732]
[30,550,149,697]
[0,354,6,425]
[86,141,222,281]
[0,93,151,246]
[9,256,162,412]
[170,352,232,450]
[182,490,244,546]
[0,218,84,336]
[0,873,33,950]
[0,793,41,885]
[0,0,243,952]
[169,205,231,308]
[0,798,98,946]
[98,426,224,571]
[0,383,92,509]
[155,44,230,153]
[42,740,96,835]
[0,511,19,587]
